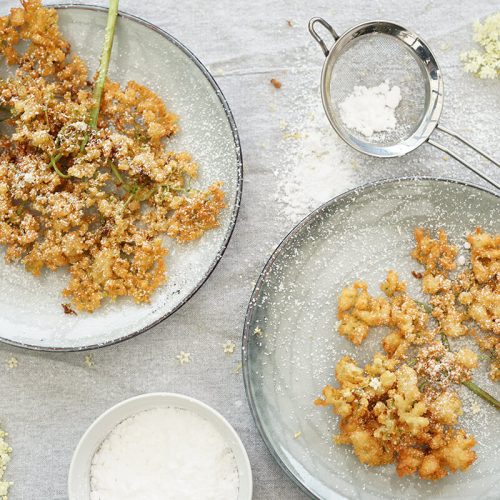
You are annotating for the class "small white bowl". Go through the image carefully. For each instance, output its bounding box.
[68,392,253,499]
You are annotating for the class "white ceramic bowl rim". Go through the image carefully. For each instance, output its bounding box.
[68,392,253,499]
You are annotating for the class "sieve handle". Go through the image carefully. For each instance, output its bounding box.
[436,125,500,169]
[428,138,500,190]
[308,18,339,57]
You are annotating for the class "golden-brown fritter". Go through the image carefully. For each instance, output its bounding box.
[317,227,499,480]
[315,353,476,480]
[0,1,226,312]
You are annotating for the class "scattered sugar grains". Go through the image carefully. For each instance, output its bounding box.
[0,425,12,498]
[273,52,354,221]
[461,12,500,79]
[90,408,239,500]
[276,114,354,220]
[339,81,402,138]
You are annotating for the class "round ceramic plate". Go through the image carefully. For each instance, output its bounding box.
[243,178,499,500]
[68,393,252,499]
[0,5,242,350]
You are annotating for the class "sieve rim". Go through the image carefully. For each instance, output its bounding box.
[318,20,444,158]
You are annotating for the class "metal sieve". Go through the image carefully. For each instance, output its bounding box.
[309,17,499,190]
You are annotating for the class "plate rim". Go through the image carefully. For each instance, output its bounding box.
[0,3,243,352]
[242,176,499,500]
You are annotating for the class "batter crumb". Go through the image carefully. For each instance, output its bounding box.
[270,78,282,89]
[62,304,77,316]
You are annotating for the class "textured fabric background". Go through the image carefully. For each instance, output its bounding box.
[0,0,498,498]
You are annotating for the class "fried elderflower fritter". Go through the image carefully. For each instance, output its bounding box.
[317,227,499,480]
[315,355,476,480]
[0,1,226,312]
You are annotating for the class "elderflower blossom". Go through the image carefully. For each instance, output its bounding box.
[176,351,191,365]
[0,426,12,498]
[461,12,500,79]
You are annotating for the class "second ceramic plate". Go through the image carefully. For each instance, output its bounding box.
[243,178,499,500]
[0,6,242,350]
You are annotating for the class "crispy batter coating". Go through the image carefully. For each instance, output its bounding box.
[337,281,391,345]
[467,228,500,284]
[337,271,431,356]
[416,229,499,377]
[0,0,70,72]
[0,1,226,311]
[415,342,473,390]
[318,227,499,480]
[380,269,407,297]
[166,182,226,242]
[472,332,500,381]
[412,228,457,274]
[315,354,476,480]
[101,80,178,145]
[430,290,468,338]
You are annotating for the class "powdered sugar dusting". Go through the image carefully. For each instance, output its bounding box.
[276,114,354,220]
[271,46,355,222]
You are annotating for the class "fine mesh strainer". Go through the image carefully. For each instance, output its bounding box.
[308,17,500,190]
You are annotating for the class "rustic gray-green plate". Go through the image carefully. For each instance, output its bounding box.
[243,178,499,500]
[0,5,242,350]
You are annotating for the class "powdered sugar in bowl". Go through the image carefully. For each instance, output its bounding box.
[68,393,252,500]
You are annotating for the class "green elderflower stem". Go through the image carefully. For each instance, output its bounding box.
[50,153,70,179]
[81,0,120,150]
[51,0,120,173]
[462,380,500,410]
[439,331,499,410]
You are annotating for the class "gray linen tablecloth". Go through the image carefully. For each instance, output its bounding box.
[0,0,498,498]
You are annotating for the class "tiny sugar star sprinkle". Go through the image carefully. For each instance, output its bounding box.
[6,357,17,369]
[176,351,191,365]
[223,340,236,355]
[470,402,482,415]
[253,327,263,337]
[84,355,94,367]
